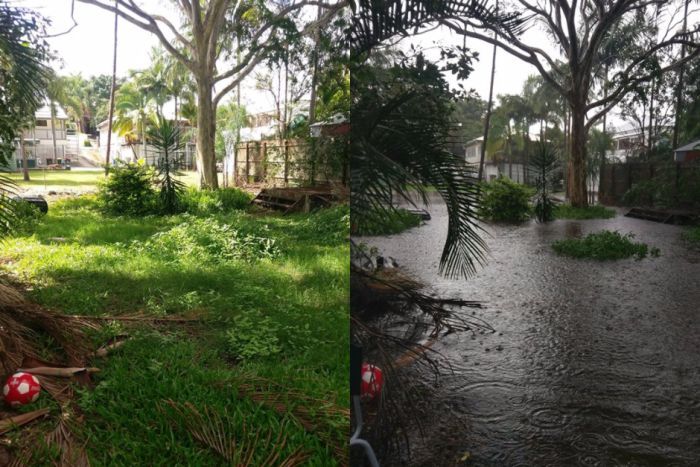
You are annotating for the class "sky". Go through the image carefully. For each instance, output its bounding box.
[23,0,545,119]
[21,1,692,130]
[22,0,275,113]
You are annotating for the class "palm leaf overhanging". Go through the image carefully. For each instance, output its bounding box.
[0,2,50,237]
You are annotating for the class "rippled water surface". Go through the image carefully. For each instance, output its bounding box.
[364,200,700,466]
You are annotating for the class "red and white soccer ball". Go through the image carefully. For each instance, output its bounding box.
[3,372,41,407]
[360,363,384,400]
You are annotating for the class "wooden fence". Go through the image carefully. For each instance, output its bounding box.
[598,161,700,207]
[224,138,347,187]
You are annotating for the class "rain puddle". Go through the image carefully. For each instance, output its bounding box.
[363,198,700,466]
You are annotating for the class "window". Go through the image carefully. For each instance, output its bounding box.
[36,119,48,127]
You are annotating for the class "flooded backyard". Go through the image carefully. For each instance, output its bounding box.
[365,199,700,466]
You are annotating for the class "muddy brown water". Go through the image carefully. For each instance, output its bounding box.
[362,200,700,466]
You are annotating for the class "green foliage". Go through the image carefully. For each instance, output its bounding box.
[682,226,700,249]
[0,2,50,166]
[226,314,281,360]
[352,50,486,278]
[215,102,247,161]
[83,139,93,147]
[354,208,420,236]
[180,187,252,214]
[529,142,559,222]
[130,217,280,264]
[552,230,660,260]
[10,198,42,233]
[1,196,348,465]
[553,204,616,219]
[147,116,186,214]
[479,177,533,222]
[98,161,157,216]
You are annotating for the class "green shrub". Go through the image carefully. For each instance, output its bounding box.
[552,230,660,260]
[682,226,700,249]
[353,207,420,236]
[180,187,251,215]
[83,139,92,147]
[479,177,533,222]
[98,162,157,216]
[225,314,281,360]
[11,199,42,233]
[130,217,280,263]
[148,116,186,214]
[553,204,616,220]
[297,204,350,244]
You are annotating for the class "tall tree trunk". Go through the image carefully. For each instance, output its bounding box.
[105,0,118,175]
[647,80,655,158]
[20,133,29,181]
[50,102,58,163]
[569,107,588,207]
[479,0,498,181]
[196,78,218,189]
[308,5,322,126]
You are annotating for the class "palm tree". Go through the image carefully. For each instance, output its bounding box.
[113,80,154,161]
[0,1,50,235]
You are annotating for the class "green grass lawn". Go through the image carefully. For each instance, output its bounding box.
[0,196,349,465]
[6,169,221,191]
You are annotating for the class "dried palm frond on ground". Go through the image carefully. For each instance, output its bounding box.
[351,256,493,461]
[231,376,349,464]
[160,400,309,466]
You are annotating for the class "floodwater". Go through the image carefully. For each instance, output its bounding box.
[365,198,700,466]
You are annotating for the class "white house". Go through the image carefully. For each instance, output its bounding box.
[97,118,196,169]
[11,104,76,169]
[465,137,524,182]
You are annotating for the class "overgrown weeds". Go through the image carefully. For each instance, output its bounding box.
[552,230,660,260]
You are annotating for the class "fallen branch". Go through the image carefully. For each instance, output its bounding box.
[17,367,100,377]
[0,408,50,435]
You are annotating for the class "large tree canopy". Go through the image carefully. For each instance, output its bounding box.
[439,0,700,206]
[77,0,346,189]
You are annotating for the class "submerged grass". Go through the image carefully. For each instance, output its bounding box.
[553,204,617,220]
[354,208,421,236]
[0,197,349,465]
[552,230,659,260]
[683,226,700,249]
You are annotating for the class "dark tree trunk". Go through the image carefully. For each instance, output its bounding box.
[569,107,588,207]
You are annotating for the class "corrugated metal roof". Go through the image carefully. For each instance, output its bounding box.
[674,139,700,152]
[34,103,68,120]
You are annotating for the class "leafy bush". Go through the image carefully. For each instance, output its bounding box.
[479,177,533,222]
[225,314,281,360]
[148,117,186,214]
[552,230,660,260]
[353,207,420,236]
[98,162,157,216]
[297,204,350,244]
[180,187,251,215]
[130,217,280,263]
[83,139,92,147]
[11,199,42,233]
[683,226,700,249]
[553,204,616,220]
[529,142,559,223]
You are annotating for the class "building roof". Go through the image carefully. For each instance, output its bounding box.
[35,103,68,120]
[675,139,700,152]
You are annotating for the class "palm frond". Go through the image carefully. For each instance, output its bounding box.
[160,400,309,466]
[0,171,18,238]
[349,0,524,56]
[351,56,488,278]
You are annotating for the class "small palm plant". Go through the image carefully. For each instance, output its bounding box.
[528,141,559,222]
[147,116,185,214]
